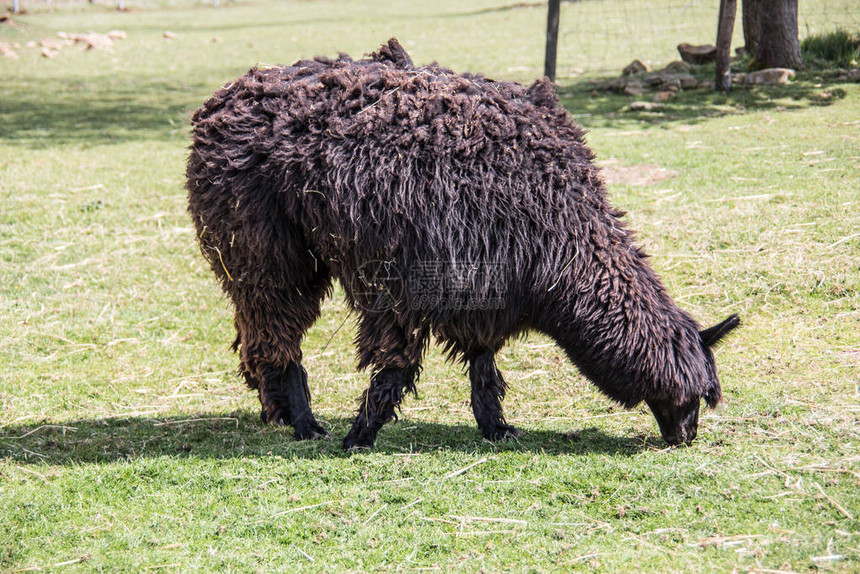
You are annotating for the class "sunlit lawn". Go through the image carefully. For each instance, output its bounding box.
[1,1,858,571]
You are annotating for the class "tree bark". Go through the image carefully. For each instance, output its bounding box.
[716,0,737,92]
[742,0,761,57]
[544,0,561,81]
[754,0,804,69]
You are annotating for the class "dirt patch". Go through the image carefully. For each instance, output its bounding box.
[597,159,679,186]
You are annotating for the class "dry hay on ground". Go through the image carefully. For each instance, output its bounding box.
[597,160,678,186]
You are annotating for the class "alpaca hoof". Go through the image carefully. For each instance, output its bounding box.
[342,432,376,451]
[260,408,289,427]
[294,421,330,440]
[483,425,523,441]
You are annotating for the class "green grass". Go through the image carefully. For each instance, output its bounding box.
[1,1,859,571]
[802,28,860,68]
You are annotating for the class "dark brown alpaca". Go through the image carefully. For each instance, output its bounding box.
[186,39,739,450]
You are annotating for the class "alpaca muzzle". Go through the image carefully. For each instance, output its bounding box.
[646,398,700,446]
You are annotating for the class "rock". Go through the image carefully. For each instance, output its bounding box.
[163,31,177,39]
[743,68,795,85]
[0,41,18,58]
[664,60,691,74]
[48,31,122,52]
[623,79,645,96]
[623,59,650,76]
[643,73,663,87]
[678,43,717,64]
[834,68,859,81]
[653,91,676,103]
[41,47,57,58]
[75,33,114,51]
[698,79,715,90]
[628,101,662,112]
[657,71,697,91]
[663,78,682,92]
[603,76,629,93]
[39,38,71,51]
[680,74,698,89]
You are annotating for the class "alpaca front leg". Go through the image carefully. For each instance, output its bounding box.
[469,349,522,441]
[343,366,417,450]
[257,362,329,440]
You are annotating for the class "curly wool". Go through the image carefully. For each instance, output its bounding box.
[187,39,723,410]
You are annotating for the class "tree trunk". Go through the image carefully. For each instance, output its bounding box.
[754,0,803,69]
[742,0,761,56]
[544,0,561,81]
[716,0,737,92]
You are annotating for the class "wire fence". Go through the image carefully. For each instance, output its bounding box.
[5,0,858,76]
[555,0,860,76]
[5,0,224,11]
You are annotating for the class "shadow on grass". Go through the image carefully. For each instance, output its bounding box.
[111,15,356,35]
[440,2,544,18]
[558,71,851,130]
[0,75,212,148]
[3,64,851,149]
[0,412,653,465]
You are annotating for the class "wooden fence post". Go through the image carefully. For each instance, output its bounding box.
[715,0,737,92]
[545,0,561,81]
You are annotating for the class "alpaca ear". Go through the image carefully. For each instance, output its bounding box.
[700,314,740,348]
[703,384,723,408]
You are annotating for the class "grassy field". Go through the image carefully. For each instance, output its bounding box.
[1,0,858,571]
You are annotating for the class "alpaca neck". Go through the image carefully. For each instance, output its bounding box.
[533,256,703,408]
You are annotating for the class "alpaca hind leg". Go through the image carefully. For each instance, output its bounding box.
[342,313,426,450]
[469,349,522,441]
[250,362,327,440]
[188,150,329,439]
[342,366,418,450]
[235,278,330,440]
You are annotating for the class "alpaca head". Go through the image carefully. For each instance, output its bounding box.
[646,314,740,446]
